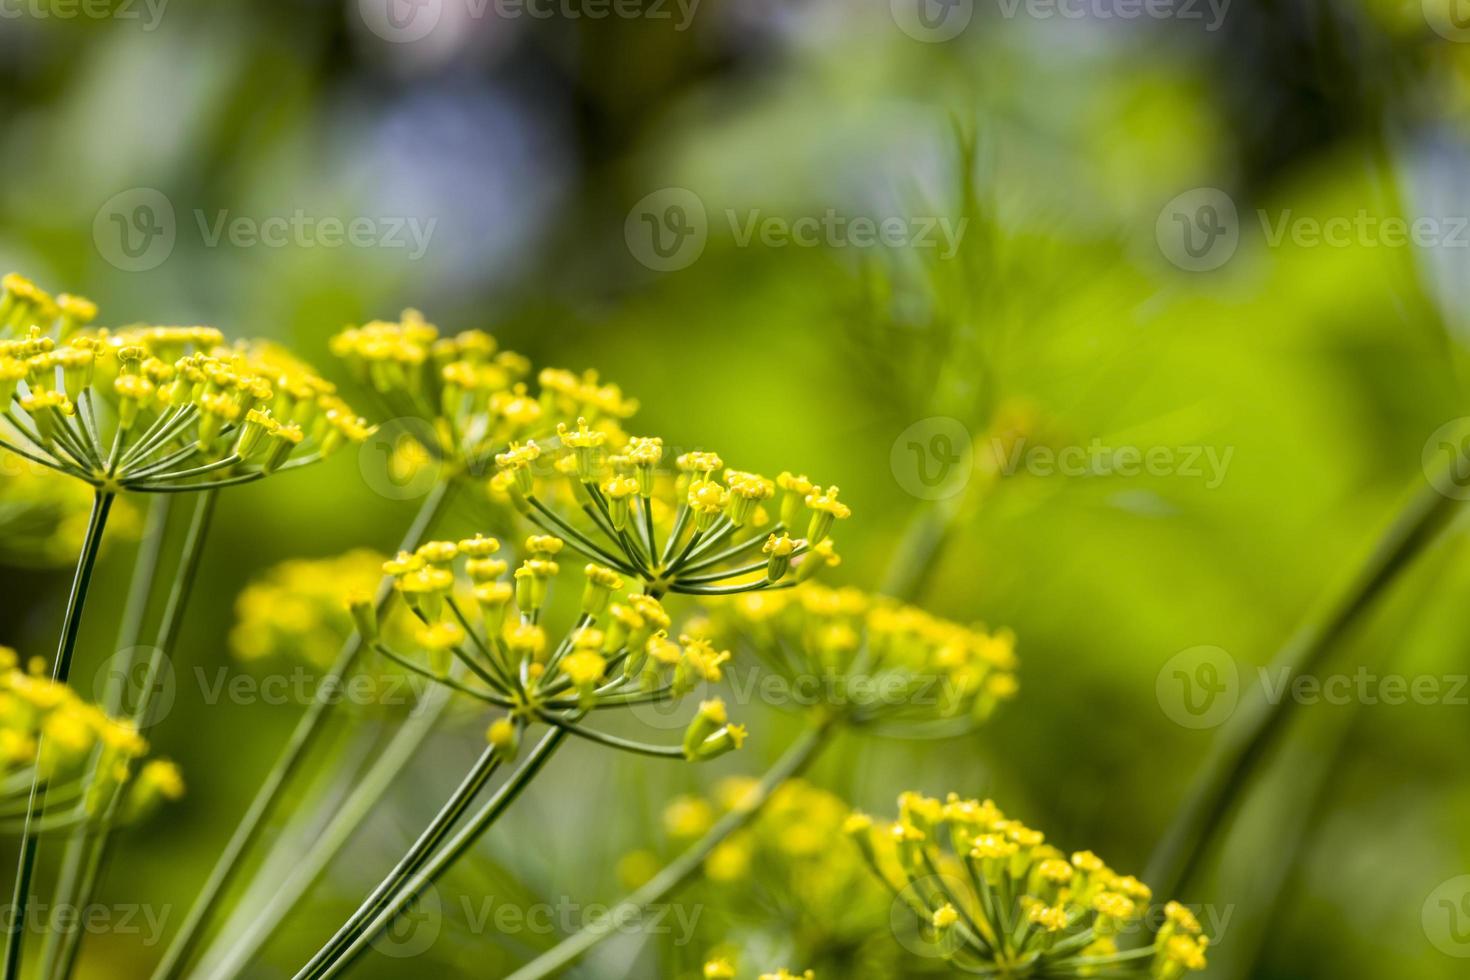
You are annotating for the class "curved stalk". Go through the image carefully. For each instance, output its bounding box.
[3,491,114,979]
[291,739,507,980]
[1145,472,1466,898]
[308,727,569,980]
[505,720,833,980]
[150,479,457,980]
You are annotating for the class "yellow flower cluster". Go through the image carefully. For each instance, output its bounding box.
[231,550,393,670]
[490,429,848,598]
[330,311,636,474]
[710,584,1017,728]
[370,533,746,763]
[847,792,1209,979]
[644,779,890,954]
[0,647,183,831]
[0,273,369,493]
[702,962,813,980]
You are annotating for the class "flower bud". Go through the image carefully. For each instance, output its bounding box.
[348,593,378,642]
[487,718,519,761]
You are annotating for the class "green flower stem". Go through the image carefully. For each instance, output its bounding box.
[638,496,658,563]
[532,710,687,759]
[196,684,456,979]
[150,479,458,980]
[43,491,218,980]
[290,738,507,980]
[371,643,509,705]
[0,784,84,818]
[127,472,265,494]
[668,580,793,596]
[659,504,690,566]
[0,436,75,477]
[117,407,188,469]
[1144,471,1467,899]
[676,527,781,576]
[4,490,114,980]
[42,495,175,980]
[524,496,635,573]
[310,727,569,980]
[127,453,240,485]
[505,719,834,980]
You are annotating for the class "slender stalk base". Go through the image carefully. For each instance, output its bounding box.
[1145,475,1464,897]
[151,480,457,980]
[306,727,569,980]
[44,492,216,980]
[506,720,833,980]
[4,491,114,979]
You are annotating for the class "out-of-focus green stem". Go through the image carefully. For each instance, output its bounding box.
[151,479,457,980]
[202,685,454,979]
[1145,469,1467,898]
[505,718,834,980]
[4,490,114,979]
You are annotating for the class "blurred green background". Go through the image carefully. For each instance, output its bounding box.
[5,0,1470,977]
